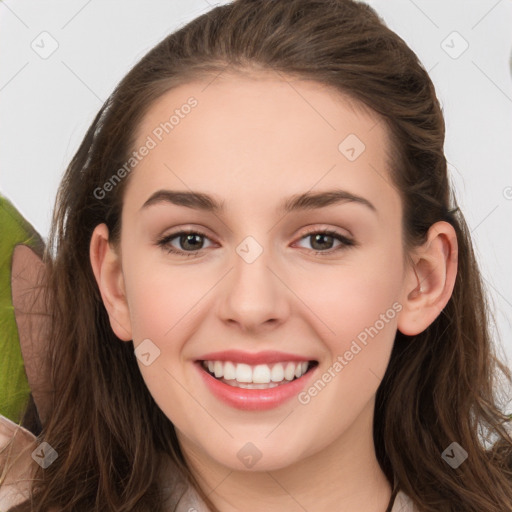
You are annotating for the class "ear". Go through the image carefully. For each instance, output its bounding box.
[89,223,132,341]
[397,221,458,336]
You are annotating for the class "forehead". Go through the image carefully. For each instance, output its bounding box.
[127,72,398,218]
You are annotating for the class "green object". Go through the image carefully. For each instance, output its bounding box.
[0,194,44,424]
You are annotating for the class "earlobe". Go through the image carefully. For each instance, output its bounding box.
[397,221,458,336]
[89,223,132,341]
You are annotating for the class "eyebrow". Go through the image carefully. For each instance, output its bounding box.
[140,188,377,215]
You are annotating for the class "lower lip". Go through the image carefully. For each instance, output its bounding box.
[195,362,318,411]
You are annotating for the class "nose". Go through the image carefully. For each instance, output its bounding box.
[216,236,290,334]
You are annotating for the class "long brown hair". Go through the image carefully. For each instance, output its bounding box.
[3,0,512,510]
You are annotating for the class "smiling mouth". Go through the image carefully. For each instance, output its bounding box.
[198,360,319,389]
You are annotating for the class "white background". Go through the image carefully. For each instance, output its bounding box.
[1,1,511,379]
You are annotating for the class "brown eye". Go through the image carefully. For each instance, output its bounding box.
[157,230,214,256]
[296,229,355,254]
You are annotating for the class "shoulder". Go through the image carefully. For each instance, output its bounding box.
[392,490,420,512]
[0,414,37,510]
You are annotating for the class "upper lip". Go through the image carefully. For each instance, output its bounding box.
[197,350,317,365]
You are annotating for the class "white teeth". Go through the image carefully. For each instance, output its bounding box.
[223,361,236,380]
[252,364,271,384]
[284,362,296,381]
[235,363,253,383]
[270,364,284,382]
[201,360,312,384]
[213,361,223,378]
[224,380,280,389]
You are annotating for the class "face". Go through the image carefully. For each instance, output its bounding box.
[97,72,413,472]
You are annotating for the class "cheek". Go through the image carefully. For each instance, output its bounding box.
[127,278,197,352]
[293,254,402,434]
[121,255,200,419]
[121,253,218,397]
[121,239,205,338]
[294,247,403,364]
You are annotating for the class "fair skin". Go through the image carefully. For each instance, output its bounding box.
[90,71,457,512]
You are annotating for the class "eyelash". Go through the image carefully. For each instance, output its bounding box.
[156,228,356,258]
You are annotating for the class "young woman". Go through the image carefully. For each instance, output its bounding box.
[1,0,511,510]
